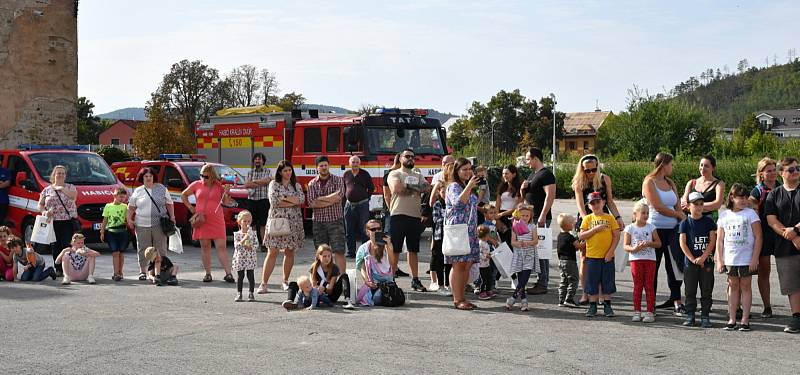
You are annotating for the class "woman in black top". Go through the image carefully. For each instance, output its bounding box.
[680,155,725,218]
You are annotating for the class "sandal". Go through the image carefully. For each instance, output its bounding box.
[256,284,269,294]
[138,273,147,281]
[454,301,474,311]
[202,274,213,283]
[224,274,235,283]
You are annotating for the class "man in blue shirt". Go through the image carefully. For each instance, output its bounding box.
[0,167,10,225]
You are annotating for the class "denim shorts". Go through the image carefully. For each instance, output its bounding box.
[105,230,130,252]
[584,257,616,295]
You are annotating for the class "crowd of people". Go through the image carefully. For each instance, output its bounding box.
[1,149,799,334]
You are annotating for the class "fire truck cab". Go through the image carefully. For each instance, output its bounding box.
[195,108,449,217]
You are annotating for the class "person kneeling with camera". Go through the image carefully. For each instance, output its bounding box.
[354,219,405,307]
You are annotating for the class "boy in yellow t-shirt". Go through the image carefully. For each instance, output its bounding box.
[579,192,620,318]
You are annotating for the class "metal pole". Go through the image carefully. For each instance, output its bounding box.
[552,101,557,170]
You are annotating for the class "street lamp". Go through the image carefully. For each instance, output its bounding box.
[549,93,557,171]
[491,117,502,167]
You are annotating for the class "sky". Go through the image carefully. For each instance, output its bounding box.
[78,0,800,116]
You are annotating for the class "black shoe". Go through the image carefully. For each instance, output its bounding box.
[564,298,580,308]
[723,323,737,331]
[411,278,428,292]
[738,324,751,332]
[395,269,410,278]
[48,267,57,280]
[674,304,686,317]
[785,316,800,333]
[682,313,696,326]
[166,276,178,286]
[761,306,773,319]
[656,299,675,309]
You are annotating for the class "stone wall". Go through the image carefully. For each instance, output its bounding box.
[0,0,78,148]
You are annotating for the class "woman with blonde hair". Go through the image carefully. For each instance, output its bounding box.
[37,165,78,276]
[181,164,234,283]
[749,157,780,318]
[570,154,623,304]
[642,152,687,315]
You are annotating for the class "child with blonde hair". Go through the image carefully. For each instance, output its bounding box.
[232,210,259,302]
[55,233,100,285]
[144,246,179,286]
[556,213,584,308]
[506,204,539,311]
[580,192,620,318]
[282,274,333,311]
[623,201,661,322]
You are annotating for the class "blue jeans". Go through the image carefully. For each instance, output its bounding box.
[21,264,53,282]
[344,200,370,256]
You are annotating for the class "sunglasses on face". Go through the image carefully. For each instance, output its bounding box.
[786,167,800,174]
[367,227,381,232]
[584,168,598,174]
[201,175,210,179]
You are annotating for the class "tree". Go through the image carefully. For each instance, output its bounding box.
[737,59,749,74]
[155,59,220,133]
[355,103,379,115]
[277,92,306,110]
[446,117,476,151]
[136,93,195,159]
[597,93,717,160]
[76,97,105,144]
[229,64,261,107]
[259,68,279,105]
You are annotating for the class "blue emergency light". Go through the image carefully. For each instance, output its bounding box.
[158,154,207,161]
[18,144,89,151]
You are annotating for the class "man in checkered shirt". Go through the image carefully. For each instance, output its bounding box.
[245,153,272,250]
[307,155,347,271]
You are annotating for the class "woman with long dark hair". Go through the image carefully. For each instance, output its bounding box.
[642,152,687,316]
[680,154,725,218]
[444,157,481,310]
[257,160,305,293]
[495,164,521,246]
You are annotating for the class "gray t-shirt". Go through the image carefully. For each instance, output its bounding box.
[13,249,45,267]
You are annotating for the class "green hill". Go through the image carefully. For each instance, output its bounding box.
[671,59,800,127]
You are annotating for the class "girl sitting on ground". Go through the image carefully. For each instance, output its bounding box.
[55,233,100,285]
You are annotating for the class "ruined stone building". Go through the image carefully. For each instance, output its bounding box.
[0,0,78,148]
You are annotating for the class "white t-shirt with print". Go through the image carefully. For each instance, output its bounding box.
[623,222,657,261]
[717,208,760,266]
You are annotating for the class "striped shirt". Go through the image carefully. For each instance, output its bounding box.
[247,167,272,200]
[307,174,344,222]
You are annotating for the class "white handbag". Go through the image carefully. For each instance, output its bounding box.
[535,226,553,260]
[168,227,184,254]
[30,215,56,245]
[442,201,475,257]
[267,218,291,236]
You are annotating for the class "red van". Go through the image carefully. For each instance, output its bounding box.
[111,154,248,241]
[1,146,127,244]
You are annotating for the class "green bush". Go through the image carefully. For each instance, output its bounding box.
[96,146,131,166]
[486,158,762,201]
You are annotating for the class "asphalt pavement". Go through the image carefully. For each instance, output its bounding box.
[2,199,799,374]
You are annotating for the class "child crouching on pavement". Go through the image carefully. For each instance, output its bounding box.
[579,192,620,318]
[556,213,584,308]
[476,225,496,300]
[144,247,179,286]
[282,275,333,311]
[8,237,57,282]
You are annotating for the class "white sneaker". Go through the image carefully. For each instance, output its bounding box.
[437,288,452,296]
[282,281,289,291]
[632,311,642,322]
[643,312,656,323]
[61,275,71,285]
[428,282,440,292]
[342,301,356,310]
[87,275,96,284]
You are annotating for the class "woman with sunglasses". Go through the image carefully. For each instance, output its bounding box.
[258,160,306,293]
[181,164,234,283]
[571,154,623,304]
[127,167,175,281]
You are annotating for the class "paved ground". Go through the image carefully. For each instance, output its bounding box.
[2,199,799,374]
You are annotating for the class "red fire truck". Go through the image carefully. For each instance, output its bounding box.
[195,108,450,217]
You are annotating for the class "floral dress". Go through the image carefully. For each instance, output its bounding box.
[264,181,305,250]
[510,222,540,274]
[232,229,259,271]
[444,182,480,264]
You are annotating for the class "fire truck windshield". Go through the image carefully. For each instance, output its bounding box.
[366,127,445,155]
[183,164,246,185]
[31,153,118,185]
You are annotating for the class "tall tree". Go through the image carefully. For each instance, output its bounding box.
[260,68,279,105]
[229,64,261,107]
[356,103,380,115]
[137,93,195,159]
[277,92,306,110]
[76,97,105,144]
[155,59,220,133]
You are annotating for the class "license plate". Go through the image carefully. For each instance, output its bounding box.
[92,223,102,230]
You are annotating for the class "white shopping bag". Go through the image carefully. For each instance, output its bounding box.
[30,215,56,245]
[492,242,514,279]
[168,227,183,254]
[346,268,360,302]
[535,226,554,260]
[614,244,628,272]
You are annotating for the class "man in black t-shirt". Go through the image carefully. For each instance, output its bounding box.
[764,157,800,334]
[520,147,556,295]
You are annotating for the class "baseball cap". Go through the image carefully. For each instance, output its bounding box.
[586,191,603,203]
[688,192,704,203]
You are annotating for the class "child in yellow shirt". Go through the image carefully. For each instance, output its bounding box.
[579,192,620,318]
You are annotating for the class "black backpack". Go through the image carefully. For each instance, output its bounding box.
[379,282,406,307]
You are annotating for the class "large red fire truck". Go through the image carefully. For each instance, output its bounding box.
[194,108,450,217]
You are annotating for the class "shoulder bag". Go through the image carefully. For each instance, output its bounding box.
[143,186,176,236]
[266,184,291,236]
[442,189,475,256]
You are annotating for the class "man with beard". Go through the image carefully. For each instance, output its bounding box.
[307,156,347,272]
[520,147,556,295]
[387,148,431,292]
[343,156,374,259]
[244,153,272,250]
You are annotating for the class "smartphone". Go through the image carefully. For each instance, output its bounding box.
[375,231,387,245]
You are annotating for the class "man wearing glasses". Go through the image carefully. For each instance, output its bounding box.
[521,147,556,295]
[387,148,431,292]
[764,157,800,333]
[307,156,347,272]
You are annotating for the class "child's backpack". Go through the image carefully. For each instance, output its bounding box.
[379,282,406,307]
